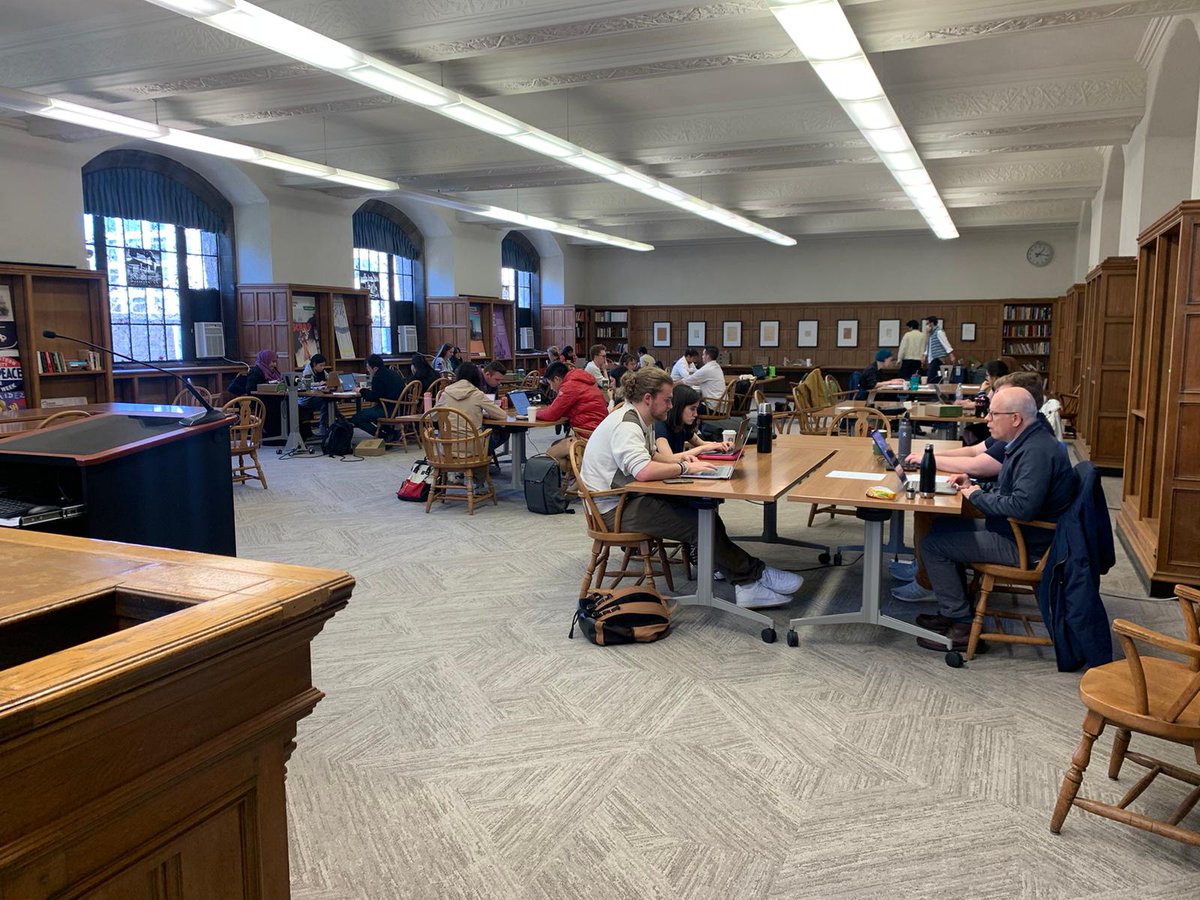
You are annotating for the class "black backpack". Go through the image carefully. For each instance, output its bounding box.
[569,588,672,645]
[523,454,572,515]
[322,418,354,456]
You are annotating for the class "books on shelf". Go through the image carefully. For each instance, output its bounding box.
[592,310,627,323]
[1002,341,1051,355]
[35,350,104,373]
[1003,304,1052,320]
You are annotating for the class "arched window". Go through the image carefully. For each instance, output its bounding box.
[501,232,540,345]
[353,201,425,354]
[82,150,234,363]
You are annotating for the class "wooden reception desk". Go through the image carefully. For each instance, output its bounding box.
[0,531,353,899]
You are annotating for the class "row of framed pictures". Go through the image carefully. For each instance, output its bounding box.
[650,319,979,348]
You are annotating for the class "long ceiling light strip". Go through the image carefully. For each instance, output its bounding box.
[0,86,653,252]
[141,0,797,246]
[767,0,958,240]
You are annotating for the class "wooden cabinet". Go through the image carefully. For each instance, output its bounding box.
[1001,302,1054,377]
[1,263,114,409]
[237,283,371,373]
[425,295,515,364]
[540,305,575,359]
[580,306,630,355]
[1117,200,1200,590]
[1078,257,1137,468]
[1050,283,1086,394]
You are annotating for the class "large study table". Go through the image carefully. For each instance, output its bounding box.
[625,442,836,642]
[483,412,566,490]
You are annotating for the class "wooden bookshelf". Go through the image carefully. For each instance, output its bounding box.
[1117,200,1200,591]
[0,263,114,410]
[425,295,515,364]
[1077,257,1136,468]
[1001,302,1054,376]
[586,306,630,354]
[236,283,370,374]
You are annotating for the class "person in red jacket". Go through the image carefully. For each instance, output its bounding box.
[535,362,609,468]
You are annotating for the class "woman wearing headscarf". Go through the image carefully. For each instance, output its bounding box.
[245,349,284,438]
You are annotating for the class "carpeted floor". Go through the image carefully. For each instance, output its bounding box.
[232,435,1200,899]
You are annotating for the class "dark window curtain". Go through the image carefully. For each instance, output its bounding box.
[502,236,537,272]
[83,167,225,234]
[353,211,420,260]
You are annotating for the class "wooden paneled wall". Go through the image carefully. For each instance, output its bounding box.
[540,305,574,355]
[626,299,1028,368]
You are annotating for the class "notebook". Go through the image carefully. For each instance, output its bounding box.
[696,418,750,461]
[869,429,956,494]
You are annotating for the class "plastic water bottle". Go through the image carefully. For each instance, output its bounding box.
[919,444,936,498]
[897,414,913,461]
[955,382,963,403]
[756,403,773,454]
[909,373,920,391]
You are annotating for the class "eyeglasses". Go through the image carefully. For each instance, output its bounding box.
[986,409,1021,418]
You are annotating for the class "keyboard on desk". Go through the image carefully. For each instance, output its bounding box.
[0,497,36,518]
[689,463,735,480]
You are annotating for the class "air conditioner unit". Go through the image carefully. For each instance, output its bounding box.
[194,322,225,358]
[519,327,535,351]
[397,325,419,354]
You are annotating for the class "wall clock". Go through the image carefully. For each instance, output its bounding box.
[1026,240,1054,267]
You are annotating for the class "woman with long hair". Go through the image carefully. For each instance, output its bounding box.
[432,343,453,373]
[652,383,731,461]
[410,353,438,391]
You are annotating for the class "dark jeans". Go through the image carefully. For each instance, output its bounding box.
[298,395,331,432]
[350,404,386,436]
[921,518,1022,620]
[899,359,922,379]
[602,494,764,586]
[927,357,945,383]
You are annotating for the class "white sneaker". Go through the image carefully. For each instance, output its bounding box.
[735,580,793,609]
[891,580,935,603]
[760,566,804,595]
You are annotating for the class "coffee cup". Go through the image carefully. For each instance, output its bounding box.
[722,429,736,445]
[920,377,928,385]
[527,408,538,422]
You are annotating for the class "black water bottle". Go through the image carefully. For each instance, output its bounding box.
[919,444,936,498]
[897,414,913,461]
[756,403,773,454]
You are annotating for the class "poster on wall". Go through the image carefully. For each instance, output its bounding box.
[357,270,380,300]
[0,286,25,410]
[126,248,163,288]
[332,298,356,359]
[468,305,486,357]
[292,295,320,369]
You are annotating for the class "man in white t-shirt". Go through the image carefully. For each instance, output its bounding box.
[670,348,699,382]
[583,343,610,392]
[680,345,726,403]
[580,367,804,609]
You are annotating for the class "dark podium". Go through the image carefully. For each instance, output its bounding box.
[0,409,235,555]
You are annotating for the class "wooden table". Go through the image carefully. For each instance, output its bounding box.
[484,412,566,490]
[0,530,353,897]
[786,445,966,648]
[254,386,361,455]
[625,444,835,642]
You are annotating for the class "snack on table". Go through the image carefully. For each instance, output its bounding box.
[865,485,897,500]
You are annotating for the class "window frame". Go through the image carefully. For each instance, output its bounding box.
[352,202,426,355]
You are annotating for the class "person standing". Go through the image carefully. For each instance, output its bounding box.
[897,320,925,380]
[922,315,956,383]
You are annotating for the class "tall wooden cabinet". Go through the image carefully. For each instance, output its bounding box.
[1078,257,1137,468]
[1117,200,1200,590]
[236,283,370,373]
[1050,283,1085,394]
[1,263,114,409]
[540,305,575,360]
[425,295,515,364]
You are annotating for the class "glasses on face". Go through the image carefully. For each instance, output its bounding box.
[986,409,1020,419]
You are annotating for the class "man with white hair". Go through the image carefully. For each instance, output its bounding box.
[913,385,1074,651]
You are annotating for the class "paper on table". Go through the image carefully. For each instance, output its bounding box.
[827,470,889,480]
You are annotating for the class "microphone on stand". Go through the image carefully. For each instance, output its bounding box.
[41,330,229,427]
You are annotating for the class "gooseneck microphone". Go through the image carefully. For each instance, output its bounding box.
[42,330,229,427]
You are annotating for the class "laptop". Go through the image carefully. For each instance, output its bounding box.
[688,463,735,480]
[338,373,358,391]
[507,390,531,417]
[697,418,750,461]
[751,364,767,378]
[869,429,956,494]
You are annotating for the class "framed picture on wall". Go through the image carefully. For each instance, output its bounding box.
[759,320,780,347]
[961,322,976,342]
[687,320,706,345]
[652,321,671,347]
[723,320,742,347]
[797,320,818,347]
[877,319,900,347]
[836,319,859,348]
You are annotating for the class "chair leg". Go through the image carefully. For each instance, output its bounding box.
[966,574,992,661]
[637,540,658,593]
[807,503,817,528]
[657,542,675,592]
[580,542,603,600]
[1050,710,1105,834]
[252,449,267,489]
[1109,728,1132,780]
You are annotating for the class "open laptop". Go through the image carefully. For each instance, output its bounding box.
[751,364,767,378]
[507,390,531,417]
[338,373,358,391]
[688,462,735,480]
[697,418,750,461]
[869,429,956,494]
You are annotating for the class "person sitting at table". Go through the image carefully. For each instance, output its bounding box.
[298,352,334,436]
[584,344,610,393]
[246,349,284,438]
[653,384,732,461]
[958,359,1009,444]
[608,353,638,399]
[536,362,608,468]
[854,348,900,399]
[560,345,577,367]
[481,360,508,395]
[905,385,1073,652]
[409,353,439,393]
[546,346,560,370]
[432,343,454,373]
[580,367,804,610]
[436,362,508,490]
[350,354,405,440]
[671,348,699,382]
[680,345,726,406]
[637,345,656,370]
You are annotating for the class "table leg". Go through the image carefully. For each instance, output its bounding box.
[281,384,313,455]
[509,429,526,490]
[881,510,913,558]
[732,500,832,558]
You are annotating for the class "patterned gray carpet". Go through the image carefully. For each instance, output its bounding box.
[232,437,1200,899]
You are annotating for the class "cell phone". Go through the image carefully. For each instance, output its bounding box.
[663,478,693,484]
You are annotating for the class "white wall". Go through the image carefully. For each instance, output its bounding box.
[578,228,1078,306]
[450,225,503,297]
[265,191,357,286]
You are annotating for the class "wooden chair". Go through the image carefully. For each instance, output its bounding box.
[963,518,1058,660]
[222,396,267,489]
[36,409,92,428]
[171,386,212,407]
[418,407,496,515]
[698,380,737,421]
[807,410,893,527]
[1050,585,1200,848]
[377,380,422,450]
[825,373,856,404]
[567,440,674,599]
[731,377,758,415]
[1059,385,1080,437]
[519,372,541,390]
[428,377,451,403]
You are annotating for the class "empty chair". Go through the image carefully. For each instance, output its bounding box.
[36,409,92,429]
[171,385,213,407]
[222,396,267,489]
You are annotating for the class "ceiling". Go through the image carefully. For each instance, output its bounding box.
[0,0,1176,248]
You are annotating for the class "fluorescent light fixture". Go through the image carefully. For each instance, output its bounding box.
[255,152,335,177]
[345,64,455,108]
[203,4,363,71]
[325,169,399,190]
[862,126,911,154]
[843,98,898,131]
[40,99,168,138]
[880,149,922,171]
[810,58,882,102]
[0,86,51,114]
[140,0,793,246]
[894,168,933,187]
[440,100,523,136]
[905,183,941,202]
[153,129,263,160]
[771,0,862,62]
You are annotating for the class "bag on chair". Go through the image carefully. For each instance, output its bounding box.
[523,454,572,515]
[569,588,672,645]
[322,418,355,456]
[397,458,433,502]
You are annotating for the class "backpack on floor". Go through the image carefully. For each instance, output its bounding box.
[397,458,433,502]
[322,418,354,457]
[569,588,672,645]
[524,454,572,515]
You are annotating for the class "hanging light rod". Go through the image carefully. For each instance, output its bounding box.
[766,0,957,240]
[0,85,653,252]
[140,0,796,247]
